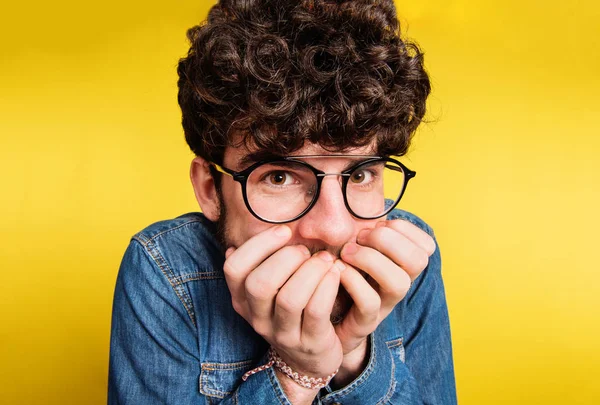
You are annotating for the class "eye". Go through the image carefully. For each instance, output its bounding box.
[350,169,373,184]
[267,171,294,186]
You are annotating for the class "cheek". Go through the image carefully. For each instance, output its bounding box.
[221,189,274,248]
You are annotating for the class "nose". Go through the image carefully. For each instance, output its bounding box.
[296,175,355,248]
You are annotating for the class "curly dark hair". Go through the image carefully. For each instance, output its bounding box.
[177,0,431,165]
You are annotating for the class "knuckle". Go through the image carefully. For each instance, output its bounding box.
[245,279,272,302]
[223,260,241,278]
[390,272,411,299]
[276,292,302,314]
[410,247,429,271]
[251,320,270,337]
[304,304,327,320]
[367,298,381,314]
[418,250,429,270]
[387,285,405,300]
[426,236,437,255]
[360,294,381,315]
[231,299,245,316]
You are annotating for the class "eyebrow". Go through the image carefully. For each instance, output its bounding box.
[237,139,381,169]
[238,150,284,170]
[289,155,381,172]
[238,152,382,173]
[341,158,373,171]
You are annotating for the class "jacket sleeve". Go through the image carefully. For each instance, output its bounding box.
[108,239,304,405]
[317,230,457,405]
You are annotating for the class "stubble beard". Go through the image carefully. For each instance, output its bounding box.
[214,188,353,326]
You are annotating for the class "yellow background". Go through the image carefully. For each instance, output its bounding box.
[1,0,599,403]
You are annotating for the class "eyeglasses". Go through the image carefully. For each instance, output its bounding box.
[211,155,416,224]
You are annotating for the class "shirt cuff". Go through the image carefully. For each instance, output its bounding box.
[236,350,294,405]
[320,331,394,404]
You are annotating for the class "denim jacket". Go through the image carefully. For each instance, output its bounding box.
[108,208,457,404]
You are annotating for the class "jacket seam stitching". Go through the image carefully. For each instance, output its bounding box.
[375,356,396,405]
[135,218,206,245]
[201,360,254,371]
[385,337,404,349]
[324,333,378,400]
[199,377,229,398]
[172,272,223,285]
[267,367,293,405]
[133,236,198,327]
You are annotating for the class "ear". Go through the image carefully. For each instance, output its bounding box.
[189,156,220,222]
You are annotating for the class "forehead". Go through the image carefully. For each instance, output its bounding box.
[224,139,378,170]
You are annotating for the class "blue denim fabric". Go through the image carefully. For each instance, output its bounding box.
[108,208,457,404]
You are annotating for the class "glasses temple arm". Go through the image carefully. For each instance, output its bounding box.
[211,163,235,177]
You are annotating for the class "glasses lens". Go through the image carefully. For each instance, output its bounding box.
[246,161,317,222]
[345,160,406,218]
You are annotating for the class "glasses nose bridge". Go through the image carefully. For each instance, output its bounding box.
[316,173,350,177]
[315,172,350,188]
[312,172,351,207]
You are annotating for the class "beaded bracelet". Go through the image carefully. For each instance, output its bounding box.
[241,347,338,390]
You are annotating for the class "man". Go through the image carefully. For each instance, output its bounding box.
[109,1,457,404]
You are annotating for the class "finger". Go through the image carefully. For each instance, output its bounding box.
[376,219,436,256]
[341,242,412,305]
[272,251,335,339]
[223,225,292,305]
[244,245,310,326]
[301,260,344,340]
[335,262,381,346]
[356,226,429,279]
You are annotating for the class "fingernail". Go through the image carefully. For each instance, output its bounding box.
[317,251,334,262]
[274,225,291,237]
[342,242,358,256]
[357,229,370,243]
[334,260,346,272]
[225,247,235,259]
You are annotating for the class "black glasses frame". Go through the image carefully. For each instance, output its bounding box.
[211,155,416,224]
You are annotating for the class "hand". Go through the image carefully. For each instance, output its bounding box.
[223,225,345,382]
[333,219,437,380]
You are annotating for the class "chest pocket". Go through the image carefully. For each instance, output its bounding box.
[199,360,254,399]
[386,337,406,364]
